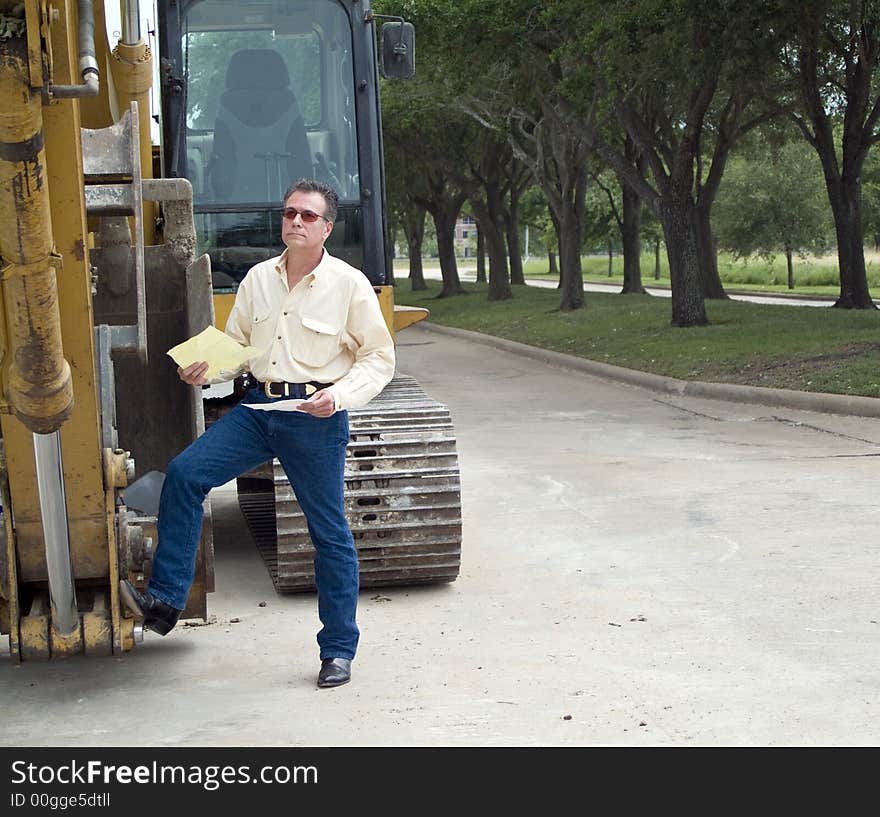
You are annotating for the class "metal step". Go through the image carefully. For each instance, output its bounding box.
[238,372,462,592]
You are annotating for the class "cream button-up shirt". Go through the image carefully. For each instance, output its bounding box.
[220,248,395,411]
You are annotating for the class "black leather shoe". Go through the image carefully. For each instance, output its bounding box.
[317,658,352,688]
[119,580,181,636]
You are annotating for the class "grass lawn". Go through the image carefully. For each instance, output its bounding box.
[396,250,880,296]
[392,278,880,399]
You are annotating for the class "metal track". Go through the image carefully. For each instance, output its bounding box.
[237,373,462,592]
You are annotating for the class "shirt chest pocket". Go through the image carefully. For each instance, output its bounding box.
[250,311,274,349]
[294,314,343,367]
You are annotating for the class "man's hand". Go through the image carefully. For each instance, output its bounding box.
[298,389,336,418]
[178,361,209,386]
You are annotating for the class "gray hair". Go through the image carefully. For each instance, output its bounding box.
[282,178,339,222]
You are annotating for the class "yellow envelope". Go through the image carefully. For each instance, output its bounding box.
[167,325,262,380]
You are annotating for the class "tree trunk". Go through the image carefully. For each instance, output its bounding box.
[827,180,877,308]
[505,182,525,285]
[549,210,561,288]
[475,224,486,283]
[407,244,426,291]
[693,202,727,299]
[485,227,511,300]
[607,239,613,277]
[797,41,876,309]
[469,190,512,302]
[431,203,467,298]
[786,246,794,290]
[620,181,646,293]
[507,213,525,285]
[654,239,661,280]
[557,211,585,310]
[402,207,427,291]
[656,197,708,327]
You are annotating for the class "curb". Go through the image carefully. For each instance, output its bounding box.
[413,322,880,419]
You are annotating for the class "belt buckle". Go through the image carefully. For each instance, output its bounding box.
[265,381,287,398]
[305,383,317,396]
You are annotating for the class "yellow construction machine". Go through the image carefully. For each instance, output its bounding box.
[0,0,461,662]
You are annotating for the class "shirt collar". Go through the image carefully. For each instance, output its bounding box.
[273,247,330,284]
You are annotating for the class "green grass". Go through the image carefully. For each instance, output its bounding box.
[392,278,880,398]
[396,250,880,296]
[517,253,880,294]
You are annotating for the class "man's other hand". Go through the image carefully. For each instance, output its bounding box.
[178,361,209,386]
[298,389,336,418]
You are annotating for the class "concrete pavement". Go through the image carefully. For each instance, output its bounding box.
[1,324,879,746]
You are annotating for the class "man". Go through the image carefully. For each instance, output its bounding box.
[120,179,395,688]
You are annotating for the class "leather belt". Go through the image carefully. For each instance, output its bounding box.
[255,380,332,399]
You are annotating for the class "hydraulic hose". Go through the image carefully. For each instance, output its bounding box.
[48,0,100,98]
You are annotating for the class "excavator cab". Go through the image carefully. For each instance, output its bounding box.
[160,0,371,303]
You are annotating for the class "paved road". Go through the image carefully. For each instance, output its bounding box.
[3,326,878,747]
[422,267,840,307]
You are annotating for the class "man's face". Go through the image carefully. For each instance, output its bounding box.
[281,190,333,252]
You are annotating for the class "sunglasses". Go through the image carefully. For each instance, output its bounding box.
[281,206,329,224]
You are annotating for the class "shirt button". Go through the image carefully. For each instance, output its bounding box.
[272,361,277,365]
[277,336,282,340]
[283,311,288,316]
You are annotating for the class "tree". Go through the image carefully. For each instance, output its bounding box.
[503,158,533,285]
[520,186,560,276]
[420,0,593,310]
[590,167,648,293]
[777,0,880,308]
[553,0,783,325]
[400,206,429,291]
[713,136,833,287]
[380,49,470,298]
[446,128,514,301]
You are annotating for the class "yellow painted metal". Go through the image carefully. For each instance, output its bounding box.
[375,284,428,339]
[375,285,395,337]
[0,38,74,433]
[0,442,21,662]
[110,40,156,243]
[1,256,74,433]
[213,291,236,331]
[83,608,113,656]
[103,448,125,654]
[44,0,111,578]
[83,591,113,656]
[1,0,110,588]
[393,304,429,333]
[103,448,129,489]
[81,0,156,243]
[49,617,84,657]
[78,0,115,124]
[23,0,43,89]
[119,615,135,652]
[19,594,50,660]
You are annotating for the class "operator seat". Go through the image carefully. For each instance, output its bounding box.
[209,48,313,204]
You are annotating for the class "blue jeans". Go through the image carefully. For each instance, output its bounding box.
[147,389,358,659]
